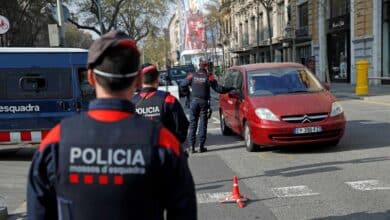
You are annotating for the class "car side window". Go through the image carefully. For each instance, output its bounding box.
[224,70,237,88]
[234,70,243,91]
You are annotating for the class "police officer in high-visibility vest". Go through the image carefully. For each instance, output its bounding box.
[27,31,197,220]
[180,61,234,153]
[133,63,189,144]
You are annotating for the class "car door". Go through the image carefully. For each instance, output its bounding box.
[230,69,245,133]
[219,69,237,128]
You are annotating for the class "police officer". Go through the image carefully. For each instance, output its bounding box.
[133,63,189,144]
[27,31,197,220]
[181,61,234,153]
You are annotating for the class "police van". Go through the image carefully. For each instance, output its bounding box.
[0,48,93,147]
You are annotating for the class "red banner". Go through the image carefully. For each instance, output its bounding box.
[185,13,205,50]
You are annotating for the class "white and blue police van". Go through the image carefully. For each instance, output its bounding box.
[0,48,92,147]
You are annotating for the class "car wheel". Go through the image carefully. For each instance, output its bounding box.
[220,111,232,135]
[244,122,258,152]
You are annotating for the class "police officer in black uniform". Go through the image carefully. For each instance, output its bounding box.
[133,63,189,144]
[27,31,197,220]
[181,61,234,153]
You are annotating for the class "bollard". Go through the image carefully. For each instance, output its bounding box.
[0,196,8,220]
[355,60,369,95]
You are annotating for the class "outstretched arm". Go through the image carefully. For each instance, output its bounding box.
[180,74,193,87]
[209,75,234,94]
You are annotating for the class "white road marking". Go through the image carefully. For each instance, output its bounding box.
[271,185,320,198]
[212,117,220,124]
[359,121,383,125]
[10,201,26,215]
[208,127,221,131]
[207,128,222,135]
[345,180,390,191]
[197,192,231,204]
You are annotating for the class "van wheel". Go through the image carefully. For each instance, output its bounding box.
[220,111,232,135]
[244,122,258,152]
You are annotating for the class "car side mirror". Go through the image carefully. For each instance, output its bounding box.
[323,82,331,91]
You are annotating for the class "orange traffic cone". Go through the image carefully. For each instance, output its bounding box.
[220,176,248,208]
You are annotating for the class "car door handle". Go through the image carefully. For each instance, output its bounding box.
[228,100,233,105]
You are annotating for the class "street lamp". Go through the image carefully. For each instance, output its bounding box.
[56,0,65,47]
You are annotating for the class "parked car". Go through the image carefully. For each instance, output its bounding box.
[157,70,180,99]
[168,64,196,97]
[168,64,195,82]
[219,63,346,152]
[158,70,168,85]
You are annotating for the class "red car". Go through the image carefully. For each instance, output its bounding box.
[219,63,346,152]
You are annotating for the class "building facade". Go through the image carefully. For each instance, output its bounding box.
[220,0,389,85]
[168,13,180,66]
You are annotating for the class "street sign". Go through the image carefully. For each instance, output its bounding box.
[0,15,10,34]
[48,24,60,47]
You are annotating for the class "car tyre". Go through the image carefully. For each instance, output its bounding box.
[220,111,232,136]
[244,122,258,152]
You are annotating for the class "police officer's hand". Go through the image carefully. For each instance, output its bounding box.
[207,108,212,119]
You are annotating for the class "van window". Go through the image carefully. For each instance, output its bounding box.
[0,68,72,100]
[78,68,95,102]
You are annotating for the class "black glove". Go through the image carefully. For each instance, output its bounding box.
[207,107,212,119]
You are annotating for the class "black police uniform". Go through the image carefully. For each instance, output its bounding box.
[133,87,189,143]
[180,68,233,152]
[27,99,197,220]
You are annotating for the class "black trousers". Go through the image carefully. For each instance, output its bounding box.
[188,98,208,149]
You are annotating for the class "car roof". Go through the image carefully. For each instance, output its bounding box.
[231,62,305,72]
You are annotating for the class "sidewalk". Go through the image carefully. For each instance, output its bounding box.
[330,83,390,104]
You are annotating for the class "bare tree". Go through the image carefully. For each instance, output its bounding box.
[67,0,170,42]
[204,2,222,65]
[258,0,275,62]
[0,0,52,46]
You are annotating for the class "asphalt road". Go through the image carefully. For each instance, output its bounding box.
[0,97,389,220]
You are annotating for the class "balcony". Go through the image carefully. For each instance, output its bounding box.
[295,26,309,38]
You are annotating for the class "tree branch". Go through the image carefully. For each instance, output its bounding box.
[107,0,126,31]
[67,18,101,35]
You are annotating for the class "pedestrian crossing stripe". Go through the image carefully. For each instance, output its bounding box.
[197,192,231,204]
[345,180,390,191]
[195,179,390,203]
[271,185,320,198]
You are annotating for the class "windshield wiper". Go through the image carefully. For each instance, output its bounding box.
[287,90,308,93]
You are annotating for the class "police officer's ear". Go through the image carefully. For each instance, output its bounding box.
[133,70,143,90]
[87,69,96,88]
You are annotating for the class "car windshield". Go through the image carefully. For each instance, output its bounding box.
[247,68,324,96]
